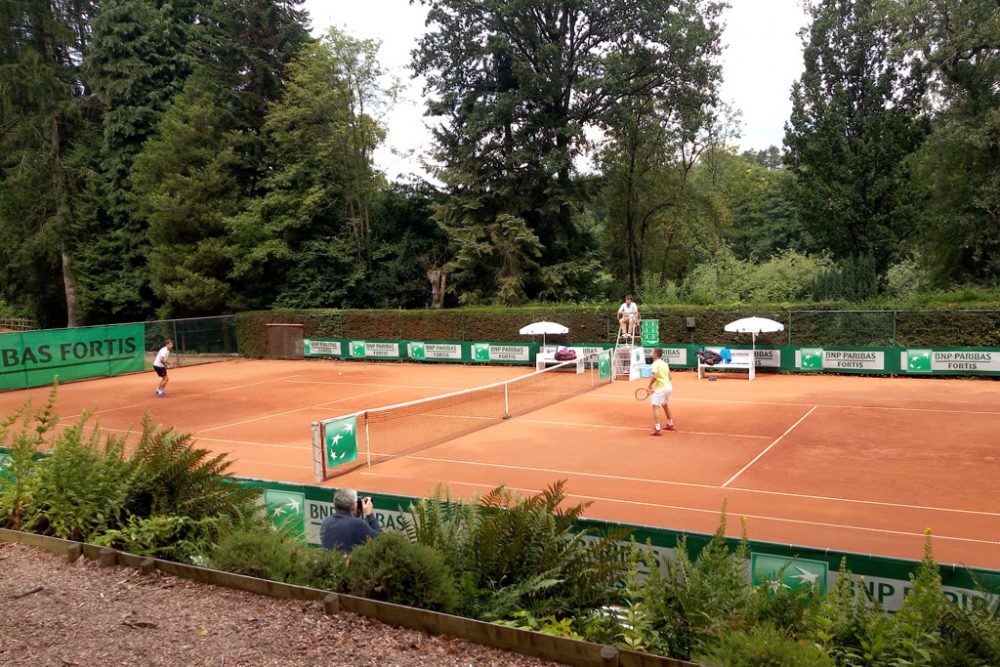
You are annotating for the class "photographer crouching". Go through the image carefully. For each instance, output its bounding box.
[320,488,383,553]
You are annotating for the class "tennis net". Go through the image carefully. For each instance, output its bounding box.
[312,350,612,480]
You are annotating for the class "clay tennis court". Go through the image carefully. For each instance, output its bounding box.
[2,358,999,570]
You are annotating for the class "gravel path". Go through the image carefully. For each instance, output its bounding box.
[0,541,565,667]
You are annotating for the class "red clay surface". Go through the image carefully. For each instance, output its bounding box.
[2,359,999,570]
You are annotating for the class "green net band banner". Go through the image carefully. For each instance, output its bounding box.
[0,323,145,390]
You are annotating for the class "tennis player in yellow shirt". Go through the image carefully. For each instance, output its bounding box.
[648,348,675,435]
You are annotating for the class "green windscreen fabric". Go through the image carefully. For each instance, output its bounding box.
[0,324,145,390]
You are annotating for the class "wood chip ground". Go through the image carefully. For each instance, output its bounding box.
[0,541,565,667]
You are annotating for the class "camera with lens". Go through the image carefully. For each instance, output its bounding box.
[356,496,370,514]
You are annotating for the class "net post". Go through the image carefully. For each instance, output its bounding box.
[364,413,372,468]
[311,421,324,483]
[504,382,510,418]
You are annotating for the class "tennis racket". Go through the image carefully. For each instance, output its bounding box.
[634,387,652,400]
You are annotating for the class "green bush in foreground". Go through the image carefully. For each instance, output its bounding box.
[345,530,460,613]
[401,481,631,621]
[695,623,837,667]
[208,517,347,590]
[0,390,254,561]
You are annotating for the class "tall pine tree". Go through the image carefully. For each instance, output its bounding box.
[76,0,196,322]
[784,0,929,276]
[0,0,99,326]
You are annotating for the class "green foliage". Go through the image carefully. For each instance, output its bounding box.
[695,623,837,667]
[92,514,206,562]
[416,0,725,303]
[887,532,946,666]
[890,0,1000,285]
[124,414,256,526]
[684,248,834,304]
[0,389,254,561]
[495,611,583,639]
[803,561,893,665]
[228,29,393,311]
[401,482,632,620]
[20,415,131,541]
[605,508,752,660]
[131,70,243,318]
[344,531,460,613]
[209,518,347,590]
[811,254,880,302]
[884,254,934,300]
[0,388,61,530]
[438,212,543,306]
[785,0,929,272]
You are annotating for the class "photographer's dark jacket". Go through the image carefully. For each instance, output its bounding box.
[320,509,383,552]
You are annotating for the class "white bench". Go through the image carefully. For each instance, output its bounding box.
[536,352,584,373]
[698,347,756,381]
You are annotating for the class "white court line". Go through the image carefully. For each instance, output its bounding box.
[54,424,310,453]
[58,375,305,421]
[288,379,472,392]
[397,454,1000,518]
[195,389,391,433]
[721,406,817,488]
[360,471,1000,547]
[518,417,771,440]
[598,392,1000,416]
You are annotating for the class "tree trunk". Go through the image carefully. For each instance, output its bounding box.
[427,267,447,309]
[62,247,79,327]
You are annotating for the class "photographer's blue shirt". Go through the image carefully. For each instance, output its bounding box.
[320,509,383,552]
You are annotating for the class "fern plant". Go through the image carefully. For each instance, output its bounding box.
[22,413,132,540]
[402,481,632,621]
[124,414,256,522]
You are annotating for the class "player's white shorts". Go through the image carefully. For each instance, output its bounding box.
[651,388,672,406]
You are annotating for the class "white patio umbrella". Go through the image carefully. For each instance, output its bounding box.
[519,320,569,347]
[724,316,785,352]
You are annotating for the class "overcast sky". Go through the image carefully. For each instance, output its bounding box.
[301,0,811,180]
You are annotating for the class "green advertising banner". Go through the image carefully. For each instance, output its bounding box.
[0,323,145,390]
[598,351,611,381]
[641,319,660,347]
[324,415,359,470]
[263,488,305,535]
[901,348,1000,376]
[303,338,343,357]
[348,340,405,360]
[751,552,829,594]
[470,342,537,365]
[298,337,998,378]
[407,341,468,362]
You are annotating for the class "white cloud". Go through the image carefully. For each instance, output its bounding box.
[302,0,809,178]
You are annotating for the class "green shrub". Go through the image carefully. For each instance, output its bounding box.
[0,389,255,561]
[886,532,946,666]
[208,520,346,589]
[747,250,834,302]
[345,530,460,613]
[401,481,632,620]
[811,254,879,302]
[21,414,132,541]
[613,507,752,660]
[694,623,836,667]
[92,514,207,562]
[0,390,60,530]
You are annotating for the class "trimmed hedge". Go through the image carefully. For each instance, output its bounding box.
[234,306,1000,358]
